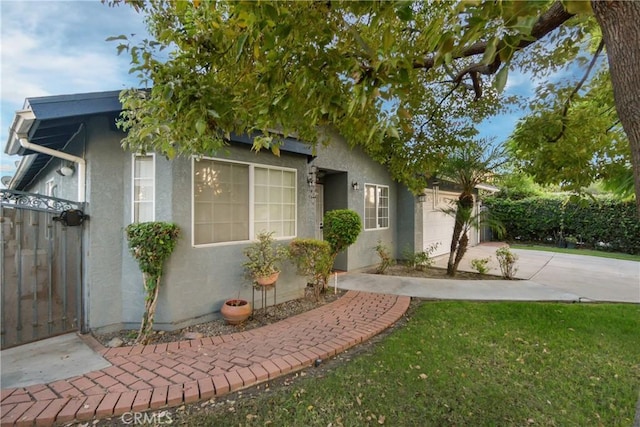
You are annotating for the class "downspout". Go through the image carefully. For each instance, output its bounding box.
[15,129,86,203]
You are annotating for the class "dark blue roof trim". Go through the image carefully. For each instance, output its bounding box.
[25,90,123,123]
[9,90,315,190]
[229,133,313,157]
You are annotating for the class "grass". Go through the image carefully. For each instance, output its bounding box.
[188,302,640,426]
[511,244,640,262]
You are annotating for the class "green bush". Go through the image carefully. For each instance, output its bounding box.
[484,196,640,254]
[402,243,440,271]
[471,257,491,275]
[289,238,332,300]
[323,209,362,256]
[495,247,518,280]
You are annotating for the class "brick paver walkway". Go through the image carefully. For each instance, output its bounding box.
[1,291,410,426]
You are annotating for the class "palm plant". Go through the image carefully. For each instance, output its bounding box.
[437,139,507,276]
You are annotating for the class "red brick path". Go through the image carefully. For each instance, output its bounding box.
[1,291,409,426]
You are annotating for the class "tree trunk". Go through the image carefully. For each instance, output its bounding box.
[136,274,161,345]
[446,212,465,276]
[592,1,640,216]
[451,232,469,274]
[447,193,475,276]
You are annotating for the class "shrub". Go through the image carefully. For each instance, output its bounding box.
[403,243,440,271]
[323,209,362,257]
[484,196,640,254]
[289,239,332,301]
[471,257,491,275]
[495,247,518,280]
[375,240,395,274]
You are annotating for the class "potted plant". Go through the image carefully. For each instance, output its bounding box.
[220,298,251,325]
[243,231,289,286]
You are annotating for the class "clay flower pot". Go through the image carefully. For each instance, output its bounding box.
[220,299,251,325]
[255,271,280,286]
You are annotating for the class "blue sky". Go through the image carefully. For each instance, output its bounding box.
[1,0,537,181]
[0,0,146,178]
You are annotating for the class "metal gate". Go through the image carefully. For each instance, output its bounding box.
[1,189,84,349]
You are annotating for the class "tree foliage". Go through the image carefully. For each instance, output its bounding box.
[509,68,631,195]
[106,0,640,213]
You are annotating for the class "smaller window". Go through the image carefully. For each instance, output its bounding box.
[364,184,389,230]
[132,154,155,222]
[45,179,56,197]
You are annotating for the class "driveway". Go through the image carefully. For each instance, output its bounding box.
[339,243,640,303]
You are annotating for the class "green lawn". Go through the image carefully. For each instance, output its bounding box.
[188,302,640,426]
[511,244,640,262]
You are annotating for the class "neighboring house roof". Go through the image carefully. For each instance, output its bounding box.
[475,183,500,193]
[3,90,313,191]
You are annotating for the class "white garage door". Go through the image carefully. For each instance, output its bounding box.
[422,189,459,257]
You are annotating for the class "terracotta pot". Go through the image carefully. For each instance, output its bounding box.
[255,271,279,286]
[220,299,251,325]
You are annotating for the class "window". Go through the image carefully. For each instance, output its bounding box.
[45,179,55,197]
[132,154,155,222]
[193,158,296,246]
[364,184,389,230]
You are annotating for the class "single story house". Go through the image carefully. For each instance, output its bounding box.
[1,90,482,344]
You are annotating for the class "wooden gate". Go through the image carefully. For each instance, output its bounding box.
[0,190,84,349]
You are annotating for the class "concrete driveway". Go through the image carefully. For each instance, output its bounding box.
[340,243,640,303]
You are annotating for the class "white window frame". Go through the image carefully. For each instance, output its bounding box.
[131,153,155,223]
[191,157,297,247]
[364,183,390,230]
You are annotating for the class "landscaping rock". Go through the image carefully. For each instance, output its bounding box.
[106,337,124,348]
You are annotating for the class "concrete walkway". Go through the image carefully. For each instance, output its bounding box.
[0,291,409,426]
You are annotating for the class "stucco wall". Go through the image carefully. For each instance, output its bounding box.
[312,132,398,272]
[25,119,409,332]
[116,143,310,331]
[84,117,127,332]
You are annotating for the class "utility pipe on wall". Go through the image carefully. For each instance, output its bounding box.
[17,137,86,203]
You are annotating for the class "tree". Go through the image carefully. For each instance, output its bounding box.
[125,222,180,344]
[508,63,632,197]
[107,0,640,214]
[436,140,507,276]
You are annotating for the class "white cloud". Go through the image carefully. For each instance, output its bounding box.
[0,0,148,176]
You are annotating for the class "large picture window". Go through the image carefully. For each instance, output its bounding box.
[193,158,296,246]
[132,154,155,223]
[364,184,389,230]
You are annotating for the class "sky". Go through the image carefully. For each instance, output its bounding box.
[0,0,538,183]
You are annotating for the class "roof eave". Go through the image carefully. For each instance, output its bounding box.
[5,109,37,155]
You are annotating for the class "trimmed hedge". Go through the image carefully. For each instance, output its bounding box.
[484,196,640,254]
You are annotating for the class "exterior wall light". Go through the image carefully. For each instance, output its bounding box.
[351,181,360,191]
[56,165,75,177]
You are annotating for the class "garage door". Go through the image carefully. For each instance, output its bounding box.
[421,189,459,257]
